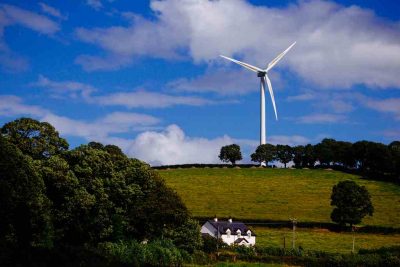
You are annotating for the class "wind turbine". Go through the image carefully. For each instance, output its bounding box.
[220,42,296,166]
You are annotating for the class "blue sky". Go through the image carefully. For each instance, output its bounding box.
[0,0,399,165]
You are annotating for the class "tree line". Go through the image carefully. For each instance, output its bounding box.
[0,118,202,266]
[219,138,400,183]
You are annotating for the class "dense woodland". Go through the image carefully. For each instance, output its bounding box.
[0,118,202,266]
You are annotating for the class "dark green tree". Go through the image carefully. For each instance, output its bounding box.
[1,117,68,159]
[389,141,400,181]
[314,138,336,166]
[251,144,276,165]
[219,144,242,165]
[303,144,316,167]
[275,145,293,168]
[330,180,374,228]
[353,141,392,178]
[333,141,355,168]
[0,136,53,258]
[292,145,305,168]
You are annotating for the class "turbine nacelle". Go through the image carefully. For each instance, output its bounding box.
[257,71,266,77]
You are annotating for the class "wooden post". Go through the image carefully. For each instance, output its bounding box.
[290,218,297,249]
[352,226,356,254]
[283,236,286,250]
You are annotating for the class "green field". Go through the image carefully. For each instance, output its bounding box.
[254,227,400,253]
[158,168,400,228]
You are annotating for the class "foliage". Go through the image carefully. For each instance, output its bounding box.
[275,145,293,168]
[219,144,243,165]
[331,180,374,227]
[164,218,203,253]
[98,239,185,267]
[1,117,68,159]
[251,144,276,165]
[201,234,227,253]
[0,136,53,259]
[0,118,198,266]
[314,138,336,166]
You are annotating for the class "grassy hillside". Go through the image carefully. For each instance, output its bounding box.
[157,168,400,228]
[254,227,400,253]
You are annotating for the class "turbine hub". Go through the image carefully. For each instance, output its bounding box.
[257,71,266,77]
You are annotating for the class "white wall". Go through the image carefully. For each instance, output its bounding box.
[200,222,256,246]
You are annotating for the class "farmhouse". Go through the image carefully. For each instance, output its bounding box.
[200,218,256,246]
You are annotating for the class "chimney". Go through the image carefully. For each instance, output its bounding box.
[228,218,232,223]
[214,217,218,222]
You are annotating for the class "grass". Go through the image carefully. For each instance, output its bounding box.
[158,168,400,227]
[253,227,400,254]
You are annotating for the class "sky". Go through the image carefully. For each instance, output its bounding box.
[0,0,399,165]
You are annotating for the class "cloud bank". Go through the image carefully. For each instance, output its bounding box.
[75,0,400,89]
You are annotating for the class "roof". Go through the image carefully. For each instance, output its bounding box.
[234,238,249,244]
[207,220,256,236]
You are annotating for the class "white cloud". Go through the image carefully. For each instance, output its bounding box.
[0,95,48,117]
[383,129,400,139]
[127,124,234,165]
[96,89,214,108]
[287,90,355,114]
[1,95,316,165]
[0,4,59,72]
[86,0,103,10]
[297,113,346,124]
[287,93,316,102]
[38,2,67,20]
[31,75,214,108]
[33,75,96,99]
[363,97,400,120]
[0,95,160,141]
[1,4,59,34]
[268,135,311,146]
[169,68,282,95]
[42,112,160,140]
[75,0,400,89]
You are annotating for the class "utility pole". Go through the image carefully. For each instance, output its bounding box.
[352,226,356,254]
[216,225,219,251]
[290,218,297,249]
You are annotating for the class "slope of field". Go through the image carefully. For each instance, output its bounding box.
[254,227,400,253]
[157,168,400,228]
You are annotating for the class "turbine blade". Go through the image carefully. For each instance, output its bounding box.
[265,75,278,120]
[220,55,263,73]
[266,41,296,72]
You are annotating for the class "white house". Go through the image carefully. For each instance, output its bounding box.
[200,218,256,247]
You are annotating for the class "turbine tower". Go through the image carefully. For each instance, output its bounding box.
[220,42,296,166]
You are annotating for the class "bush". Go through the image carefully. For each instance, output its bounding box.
[98,239,185,267]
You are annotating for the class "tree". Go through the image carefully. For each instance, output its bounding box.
[389,141,400,181]
[275,145,293,168]
[1,117,68,159]
[292,145,305,168]
[251,144,276,165]
[0,136,52,259]
[219,144,242,165]
[330,180,374,228]
[303,144,316,167]
[314,138,336,166]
